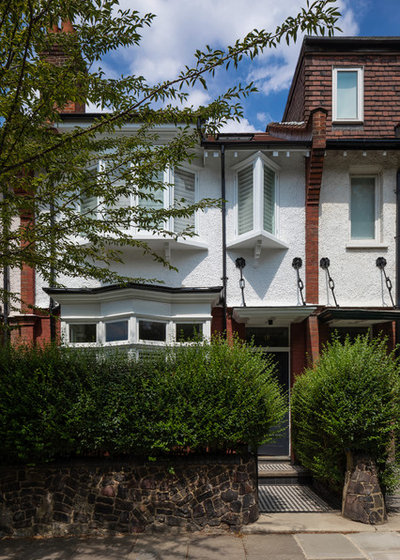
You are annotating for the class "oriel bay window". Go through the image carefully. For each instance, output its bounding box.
[236,153,277,236]
[80,162,198,236]
[229,152,286,253]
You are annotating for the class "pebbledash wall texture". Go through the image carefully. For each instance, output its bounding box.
[0,455,258,537]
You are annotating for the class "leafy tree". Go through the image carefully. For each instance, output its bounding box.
[0,0,341,308]
[292,335,400,494]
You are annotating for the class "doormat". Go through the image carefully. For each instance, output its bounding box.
[259,484,333,513]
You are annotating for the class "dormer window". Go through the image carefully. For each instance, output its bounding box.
[332,68,363,123]
[228,152,287,256]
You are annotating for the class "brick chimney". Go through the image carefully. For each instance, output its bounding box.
[46,20,85,114]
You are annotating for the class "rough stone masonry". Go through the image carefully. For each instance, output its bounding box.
[0,455,258,537]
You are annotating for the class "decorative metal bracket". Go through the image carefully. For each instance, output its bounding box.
[320,257,339,307]
[376,257,395,308]
[292,257,306,306]
[235,257,246,307]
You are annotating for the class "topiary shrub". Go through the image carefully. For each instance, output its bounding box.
[291,335,400,494]
[0,336,286,463]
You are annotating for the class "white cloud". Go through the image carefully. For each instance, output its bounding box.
[220,118,261,133]
[115,0,358,93]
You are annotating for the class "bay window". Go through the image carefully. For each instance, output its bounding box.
[236,153,276,237]
[80,162,198,236]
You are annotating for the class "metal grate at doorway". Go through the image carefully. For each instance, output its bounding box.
[258,462,306,472]
[259,484,333,513]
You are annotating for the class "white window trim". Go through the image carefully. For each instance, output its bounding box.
[332,67,364,123]
[233,151,280,239]
[348,173,381,246]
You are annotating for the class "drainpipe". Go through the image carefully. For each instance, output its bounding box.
[49,199,57,342]
[221,144,227,335]
[2,265,9,344]
[396,169,400,350]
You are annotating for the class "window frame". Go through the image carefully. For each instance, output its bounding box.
[80,162,199,237]
[68,322,98,345]
[348,173,381,245]
[104,318,130,343]
[233,151,279,239]
[332,67,364,123]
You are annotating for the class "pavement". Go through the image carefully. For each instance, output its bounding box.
[2,531,400,559]
[2,514,400,560]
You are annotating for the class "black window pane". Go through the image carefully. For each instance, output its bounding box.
[70,324,96,343]
[175,323,203,341]
[245,327,289,347]
[139,320,166,341]
[105,321,128,342]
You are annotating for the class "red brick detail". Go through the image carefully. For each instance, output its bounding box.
[372,321,396,352]
[45,21,85,114]
[19,211,35,313]
[290,322,307,385]
[9,310,61,346]
[10,315,37,344]
[305,109,326,304]
[211,307,224,335]
[305,315,320,366]
[285,51,400,139]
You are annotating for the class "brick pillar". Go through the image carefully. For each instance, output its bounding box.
[211,307,224,335]
[305,108,327,304]
[19,212,35,314]
[46,20,85,114]
[372,322,396,352]
[305,315,320,366]
[290,321,307,385]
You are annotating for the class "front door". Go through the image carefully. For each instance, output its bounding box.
[257,351,289,456]
[245,326,290,457]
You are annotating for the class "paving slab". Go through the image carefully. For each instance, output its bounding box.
[0,537,79,560]
[295,534,365,559]
[348,533,400,553]
[128,534,189,560]
[187,534,244,559]
[75,536,136,559]
[243,533,306,559]
[242,513,400,534]
[368,553,400,560]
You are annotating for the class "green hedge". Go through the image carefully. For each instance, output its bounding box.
[0,337,286,463]
[292,335,400,493]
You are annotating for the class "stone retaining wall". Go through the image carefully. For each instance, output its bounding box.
[0,455,258,537]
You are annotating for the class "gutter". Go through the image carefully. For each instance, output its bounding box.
[326,139,400,150]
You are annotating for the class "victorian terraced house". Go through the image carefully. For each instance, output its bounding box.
[7,36,400,457]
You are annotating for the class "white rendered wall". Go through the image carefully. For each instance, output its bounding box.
[35,148,307,312]
[319,151,397,307]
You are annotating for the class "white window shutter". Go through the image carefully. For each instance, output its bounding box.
[263,165,275,233]
[238,165,253,235]
[174,168,195,234]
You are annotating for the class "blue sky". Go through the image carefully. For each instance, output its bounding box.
[94,0,399,131]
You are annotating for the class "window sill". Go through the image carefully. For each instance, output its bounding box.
[346,241,388,250]
[227,230,288,260]
[332,120,364,126]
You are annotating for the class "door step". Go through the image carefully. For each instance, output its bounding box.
[258,459,312,485]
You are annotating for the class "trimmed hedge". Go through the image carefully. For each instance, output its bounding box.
[0,337,286,463]
[292,335,400,493]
